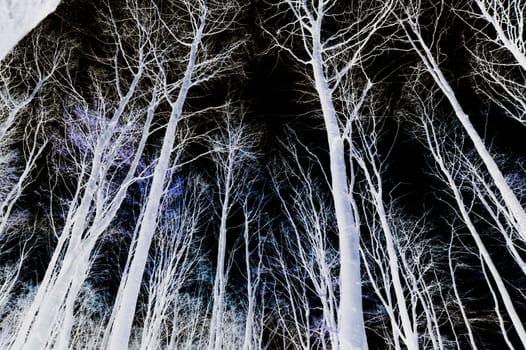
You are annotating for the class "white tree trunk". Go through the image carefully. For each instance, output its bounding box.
[14,247,77,349]
[242,212,254,350]
[106,7,206,348]
[474,0,526,71]
[355,149,418,350]
[423,119,526,348]
[207,174,231,350]
[448,238,478,350]
[11,42,150,348]
[406,22,526,239]
[311,38,367,350]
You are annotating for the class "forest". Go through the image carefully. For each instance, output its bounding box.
[0,0,525,349]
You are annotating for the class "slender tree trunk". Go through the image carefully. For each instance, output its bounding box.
[355,148,418,350]
[443,82,526,237]
[207,173,231,350]
[311,36,367,350]
[448,237,478,350]
[474,0,526,71]
[106,7,206,348]
[242,215,254,350]
[406,23,526,237]
[15,249,76,349]
[208,141,238,350]
[423,120,526,347]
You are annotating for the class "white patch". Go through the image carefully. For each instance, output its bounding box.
[0,0,60,60]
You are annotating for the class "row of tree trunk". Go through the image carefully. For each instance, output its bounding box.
[0,0,525,349]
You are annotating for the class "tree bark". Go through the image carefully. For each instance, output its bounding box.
[106,6,206,348]
[311,36,367,350]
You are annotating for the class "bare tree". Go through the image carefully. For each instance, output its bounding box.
[472,0,526,70]
[398,0,526,239]
[262,1,395,347]
[10,2,165,347]
[0,27,67,335]
[106,1,244,347]
[350,117,419,350]
[414,87,526,348]
[206,109,261,350]
[0,28,65,237]
[454,0,526,125]
[139,174,210,349]
[240,185,268,350]
[272,164,340,349]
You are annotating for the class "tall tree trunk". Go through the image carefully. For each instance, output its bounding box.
[207,163,232,350]
[106,6,206,348]
[423,118,526,347]
[405,21,526,237]
[311,36,367,350]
